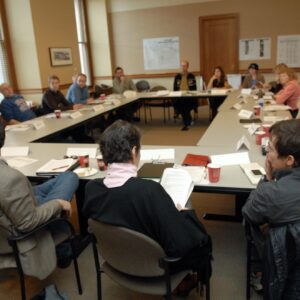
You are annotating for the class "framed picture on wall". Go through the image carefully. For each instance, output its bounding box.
[49,47,72,66]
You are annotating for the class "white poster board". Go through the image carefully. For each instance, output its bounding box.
[239,38,271,60]
[143,37,180,70]
[277,35,300,67]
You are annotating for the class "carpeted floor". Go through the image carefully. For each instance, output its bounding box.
[0,105,262,299]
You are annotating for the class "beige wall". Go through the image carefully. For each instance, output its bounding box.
[108,0,300,75]
[30,0,81,87]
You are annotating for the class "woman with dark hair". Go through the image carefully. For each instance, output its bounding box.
[83,120,212,295]
[207,66,230,120]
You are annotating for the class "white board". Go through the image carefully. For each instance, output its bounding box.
[277,35,300,67]
[143,37,180,70]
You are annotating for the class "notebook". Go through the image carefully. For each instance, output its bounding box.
[36,159,79,176]
[138,163,174,178]
[182,153,210,167]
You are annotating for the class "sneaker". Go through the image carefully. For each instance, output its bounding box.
[250,272,263,292]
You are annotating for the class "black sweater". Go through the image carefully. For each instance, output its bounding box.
[42,89,73,114]
[83,177,208,257]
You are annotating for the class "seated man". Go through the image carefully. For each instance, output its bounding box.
[0,122,79,277]
[0,82,36,124]
[173,60,197,131]
[242,119,300,297]
[66,73,93,105]
[112,67,140,122]
[42,75,83,114]
[42,75,94,143]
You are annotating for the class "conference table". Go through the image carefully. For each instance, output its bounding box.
[3,89,291,233]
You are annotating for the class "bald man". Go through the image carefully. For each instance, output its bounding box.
[173,60,197,131]
[0,83,36,125]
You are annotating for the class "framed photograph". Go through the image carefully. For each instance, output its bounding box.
[49,47,72,66]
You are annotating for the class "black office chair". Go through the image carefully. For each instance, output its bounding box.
[143,86,172,123]
[0,218,91,300]
[135,80,150,92]
[89,219,211,300]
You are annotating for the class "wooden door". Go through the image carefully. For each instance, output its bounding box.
[199,14,239,85]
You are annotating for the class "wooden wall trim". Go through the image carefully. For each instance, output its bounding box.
[0,0,18,90]
[17,82,72,95]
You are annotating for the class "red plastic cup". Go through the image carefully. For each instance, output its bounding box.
[100,93,106,100]
[207,163,221,183]
[253,105,261,116]
[54,109,61,119]
[96,156,107,171]
[262,124,272,136]
[255,131,266,145]
[79,155,89,168]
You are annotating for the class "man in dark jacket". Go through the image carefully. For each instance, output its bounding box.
[173,60,197,131]
[242,119,300,298]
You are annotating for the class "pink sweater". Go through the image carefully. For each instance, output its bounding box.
[275,80,300,110]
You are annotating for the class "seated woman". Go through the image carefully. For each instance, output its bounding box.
[242,63,265,89]
[274,67,300,118]
[83,120,212,294]
[207,66,230,120]
[264,63,288,94]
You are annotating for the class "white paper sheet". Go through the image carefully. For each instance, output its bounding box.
[236,136,251,150]
[227,74,242,89]
[277,35,300,67]
[5,124,31,132]
[173,165,206,183]
[210,152,250,167]
[263,105,291,112]
[1,146,29,157]
[6,157,37,168]
[66,148,97,158]
[140,148,175,161]
[169,91,182,97]
[240,38,271,60]
[240,163,266,185]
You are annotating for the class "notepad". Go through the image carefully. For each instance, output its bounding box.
[240,163,266,185]
[140,149,175,161]
[6,157,37,168]
[36,159,79,176]
[160,168,194,208]
[1,146,29,157]
[210,152,250,167]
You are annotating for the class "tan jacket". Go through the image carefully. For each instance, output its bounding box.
[242,73,265,89]
[0,159,62,279]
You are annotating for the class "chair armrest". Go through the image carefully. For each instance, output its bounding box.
[8,217,75,244]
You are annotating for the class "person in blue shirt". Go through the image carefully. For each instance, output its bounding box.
[0,83,36,125]
[66,73,93,104]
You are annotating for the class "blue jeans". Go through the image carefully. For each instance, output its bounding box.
[33,172,79,205]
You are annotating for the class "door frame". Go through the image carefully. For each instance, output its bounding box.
[199,13,240,77]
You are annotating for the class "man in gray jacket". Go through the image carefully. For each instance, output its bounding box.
[0,122,79,279]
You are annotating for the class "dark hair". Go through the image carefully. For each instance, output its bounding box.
[248,63,259,71]
[214,66,226,84]
[77,73,87,79]
[0,122,5,149]
[100,120,141,164]
[114,66,123,73]
[48,75,60,83]
[270,119,300,167]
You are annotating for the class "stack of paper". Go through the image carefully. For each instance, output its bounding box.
[210,152,250,166]
[160,168,194,208]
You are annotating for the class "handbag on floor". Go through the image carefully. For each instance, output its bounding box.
[30,284,69,300]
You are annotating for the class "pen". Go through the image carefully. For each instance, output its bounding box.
[52,165,69,171]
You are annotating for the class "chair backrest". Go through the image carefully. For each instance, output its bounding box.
[136,80,150,92]
[88,219,166,277]
[150,86,167,92]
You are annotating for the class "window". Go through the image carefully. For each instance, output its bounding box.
[74,0,92,86]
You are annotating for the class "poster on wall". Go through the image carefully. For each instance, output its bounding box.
[239,38,271,60]
[143,37,180,70]
[277,35,300,67]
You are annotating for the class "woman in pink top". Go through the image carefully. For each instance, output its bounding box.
[275,68,300,118]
